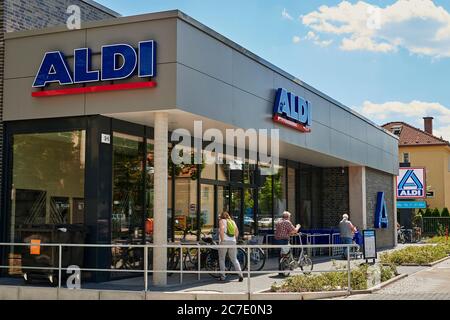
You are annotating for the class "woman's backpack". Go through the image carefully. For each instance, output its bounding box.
[225,219,236,237]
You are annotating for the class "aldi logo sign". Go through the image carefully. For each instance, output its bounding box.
[273,88,311,133]
[32,40,157,97]
[396,168,426,199]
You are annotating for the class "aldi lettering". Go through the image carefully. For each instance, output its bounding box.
[32,41,157,97]
[396,168,426,199]
[273,88,311,132]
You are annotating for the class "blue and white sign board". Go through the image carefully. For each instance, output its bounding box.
[396,168,426,199]
[397,201,427,209]
[374,192,388,229]
[362,229,377,261]
[272,88,312,132]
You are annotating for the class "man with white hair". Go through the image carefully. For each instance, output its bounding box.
[275,211,300,244]
[339,213,357,259]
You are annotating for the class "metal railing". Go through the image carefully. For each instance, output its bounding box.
[0,242,359,294]
[422,217,450,235]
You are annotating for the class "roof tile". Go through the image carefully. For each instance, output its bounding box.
[382,122,450,146]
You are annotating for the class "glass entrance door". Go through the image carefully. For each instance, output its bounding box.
[230,187,256,239]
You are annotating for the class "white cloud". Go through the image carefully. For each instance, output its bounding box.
[434,125,450,141]
[282,8,293,21]
[292,35,301,44]
[295,31,333,47]
[302,0,450,58]
[358,100,450,140]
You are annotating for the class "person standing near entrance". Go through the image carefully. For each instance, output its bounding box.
[218,211,244,282]
[339,214,357,259]
[274,211,301,270]
[274,211,301,245]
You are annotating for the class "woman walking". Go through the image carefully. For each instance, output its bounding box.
[218,211,244,282]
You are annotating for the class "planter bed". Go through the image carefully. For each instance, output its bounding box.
[270,263,398,295]
[380,245,449,266]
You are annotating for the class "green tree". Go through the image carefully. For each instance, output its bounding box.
[432,208,441,217]
[424,208,433,217]
[441,208,450,217]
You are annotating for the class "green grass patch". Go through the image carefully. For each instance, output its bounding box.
[380,245,449,266]
[425,236,450,244]
[271,263,397,293]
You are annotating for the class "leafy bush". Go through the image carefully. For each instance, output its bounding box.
[380,245,448,265]
[441,208,450,217]
[426,236,448,244]
[424,208,433,217]
[271,263,397,292]
[412,213,422,228]
[432,208,441,217]
[417,209,424,216]
[437,224,447,237]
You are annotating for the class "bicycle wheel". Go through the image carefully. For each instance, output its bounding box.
[249,248,266,271]
[205,249,221,278]
[299,256,313,274]
[279,256,291,277]
[167,248,180,276]
[236,247,247,271]
[184,248,199,271]
[123,248,143,270]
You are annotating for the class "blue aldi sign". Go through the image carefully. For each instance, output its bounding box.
[32,41,157,97]
[396,168,426,199]
[375,192,388,229]
[273,88,311,132]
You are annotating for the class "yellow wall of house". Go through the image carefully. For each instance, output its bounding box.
[399,145,450,210]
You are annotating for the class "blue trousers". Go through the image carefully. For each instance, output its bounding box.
[341,237,353,258]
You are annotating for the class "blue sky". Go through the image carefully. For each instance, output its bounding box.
[96,0,450,139]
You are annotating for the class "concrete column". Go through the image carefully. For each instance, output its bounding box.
[348,166,367,230]
[153,112,168,286]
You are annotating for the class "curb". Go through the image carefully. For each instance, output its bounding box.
[350,273,407,295]
[381,255,450,267]
[256,273,408,299]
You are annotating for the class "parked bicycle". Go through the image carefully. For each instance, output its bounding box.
[111,240,143,270]
[279,233,313,277]
[397,226,413,244]
[244,236,266,271]
[203,236,247,278]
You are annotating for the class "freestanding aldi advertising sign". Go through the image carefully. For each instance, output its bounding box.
[362,229,377,262]
[396,167,426,199]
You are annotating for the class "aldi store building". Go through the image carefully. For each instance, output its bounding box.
[0,10,398,284]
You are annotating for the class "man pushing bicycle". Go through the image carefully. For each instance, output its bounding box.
[274,211,300,269]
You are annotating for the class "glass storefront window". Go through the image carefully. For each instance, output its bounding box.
[299,167,312,229]
[243,188,256,238]
[174,149,198,241]
[9,130,86,274]
[200,184,214,236]
[112,133,145,246]
[287,167,297,224]
[273,164,286,223]
[243,161,257,185]
[201,151,216,180]
[258,163,273,233]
